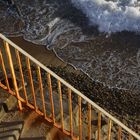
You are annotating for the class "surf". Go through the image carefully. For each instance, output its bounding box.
[71,0,140,33]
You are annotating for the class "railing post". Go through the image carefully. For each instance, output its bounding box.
[4,41,22,110]
[57,80,64,131]
[128,134,132,140]
[107,119,112,140]
[87,103,91,140]
[118,126,122,140]
[68,88,73,137]
[36,66,46,118]
[15,49,28,104]
[26,57,37,111]
[98,112,101,140]
[78,96,82,140]
[0,49,10,90]
[47,73,55,123]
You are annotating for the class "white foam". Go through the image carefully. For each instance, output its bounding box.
[71,0,140,33]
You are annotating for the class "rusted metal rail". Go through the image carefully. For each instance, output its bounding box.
[0,33,140,140]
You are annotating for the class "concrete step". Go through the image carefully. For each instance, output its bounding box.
[1,107,53,139]
[0,121,23,140]
[0,105,5,121]
[0,91,17,120]
[0,79,77,140]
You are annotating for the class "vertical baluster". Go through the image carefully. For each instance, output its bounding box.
[107,119,112,140]
[15,49,28,104]
[4,41,22,110]
[26,57,37,111]
[98,112,101,140]
[68,88,73,137]
[78,96,82,140]
[47,73,55,123]
[57,80,64,131]
[0,49,10,90]
[128,134,132,140]
[87,103,91,140]
[36,66,46,118]
[118,126,122,140]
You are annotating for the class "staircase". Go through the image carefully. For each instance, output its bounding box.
[0,121,23,140]
[0,93,72,140]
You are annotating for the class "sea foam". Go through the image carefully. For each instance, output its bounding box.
[71,0,140,33]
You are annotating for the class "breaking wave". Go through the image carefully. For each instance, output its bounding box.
[71,0,140,33]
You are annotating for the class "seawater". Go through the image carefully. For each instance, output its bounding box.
[0,0,140,94]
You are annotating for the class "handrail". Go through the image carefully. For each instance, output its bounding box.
[0,33,140,139]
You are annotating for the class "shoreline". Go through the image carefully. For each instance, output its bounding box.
[9,36,82,74]
[9,36,130,93]
[9,36,66,67]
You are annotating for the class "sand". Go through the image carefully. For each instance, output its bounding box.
[9,36,65,67]
[0,36,139,134]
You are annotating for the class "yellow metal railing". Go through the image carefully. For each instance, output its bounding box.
[0,33,140,140]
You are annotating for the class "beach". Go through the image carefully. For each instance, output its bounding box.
[0,0,140,135]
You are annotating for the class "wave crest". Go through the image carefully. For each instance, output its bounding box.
[71,0,140,33]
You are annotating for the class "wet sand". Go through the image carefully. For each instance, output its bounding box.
[9,36,65,67]
[8,36,79,74]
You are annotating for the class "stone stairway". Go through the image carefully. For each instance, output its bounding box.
[0,84,110,140]
[0,78,119,140]
[0,71,108,140]
[0,87,72,140]
[0,121,23,140]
